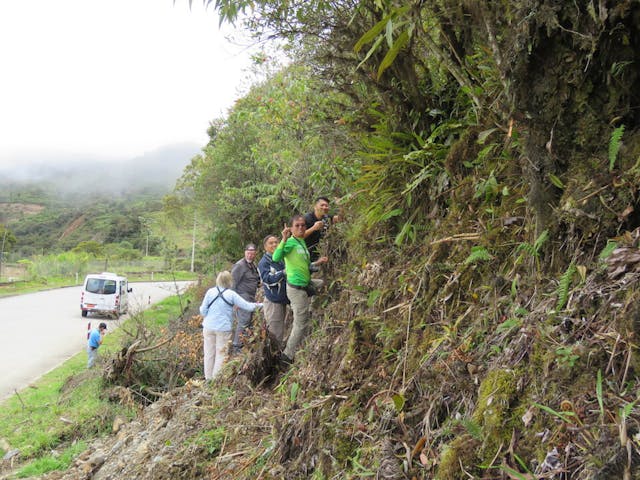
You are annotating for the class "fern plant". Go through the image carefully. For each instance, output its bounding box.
[609,125,625,172]
[556,262,577,310]
[513,229,549,275]
[353,114,453,246]
[516,229,549,259]
[464,246,492,265]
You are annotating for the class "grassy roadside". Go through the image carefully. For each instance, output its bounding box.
[0,293,193,478]
[0,271,197,298]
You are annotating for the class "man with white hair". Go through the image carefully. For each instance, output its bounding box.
[231,243,261,352]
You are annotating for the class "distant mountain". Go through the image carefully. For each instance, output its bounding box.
[0,142,201,202]
[0,143,201,255]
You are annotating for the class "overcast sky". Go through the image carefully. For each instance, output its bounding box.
[0,0,256,167]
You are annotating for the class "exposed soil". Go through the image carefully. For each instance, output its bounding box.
[59,215,86,240]
[0,203,45,220]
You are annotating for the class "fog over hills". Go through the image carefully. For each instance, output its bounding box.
[0,142,200,200]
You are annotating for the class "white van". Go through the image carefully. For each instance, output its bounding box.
[80,272,131,318]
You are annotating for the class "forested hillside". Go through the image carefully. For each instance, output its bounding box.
[21,1,640,479]
[0,143,199,258]
[162,1,640,477]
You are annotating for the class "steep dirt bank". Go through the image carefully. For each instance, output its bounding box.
[12,218,639,479]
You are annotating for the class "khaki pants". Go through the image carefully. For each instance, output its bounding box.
[263,298,287,347]
[283,279,323,359]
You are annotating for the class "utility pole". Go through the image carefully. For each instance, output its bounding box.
[138,216,150,257]
[0,229,7,282]
[190,212,196,273]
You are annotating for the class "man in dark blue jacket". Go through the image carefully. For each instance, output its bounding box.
[258,234,289,347]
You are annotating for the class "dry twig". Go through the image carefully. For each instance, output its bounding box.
[430,233,480,245]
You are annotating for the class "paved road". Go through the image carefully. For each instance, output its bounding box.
[0,281,192,400]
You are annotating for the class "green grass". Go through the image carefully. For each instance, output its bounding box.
[0,292,192,477]
[15,441,87,478]
[0,353,127,473]
[193,427,226,456]
[125,270,198,282]
[128,294,190,330]
[0,276,77,297]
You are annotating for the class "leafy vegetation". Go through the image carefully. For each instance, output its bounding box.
[4,196,164,257]
[0,224,17,252]
[158,1,640,478]
[171,62,359,261]
[609,125,625,172]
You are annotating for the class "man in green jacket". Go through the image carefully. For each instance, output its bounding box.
[273,214,328,363]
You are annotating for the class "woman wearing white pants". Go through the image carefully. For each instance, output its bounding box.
[199,271,263,380]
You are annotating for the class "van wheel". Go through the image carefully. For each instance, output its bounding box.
[81,310,88,317]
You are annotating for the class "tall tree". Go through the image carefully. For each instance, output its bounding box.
[0,224,17,253]
[174,62,359,259]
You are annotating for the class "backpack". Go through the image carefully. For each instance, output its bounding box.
[207,287,234,309]
[264,266,285,293]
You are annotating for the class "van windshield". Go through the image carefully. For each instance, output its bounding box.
[86,278,117,295]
